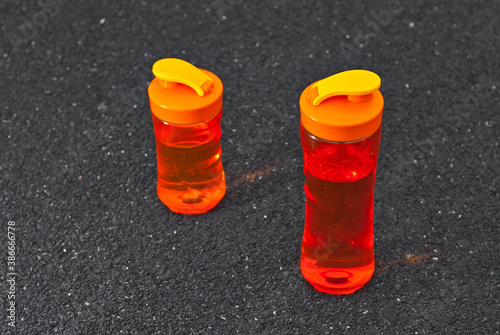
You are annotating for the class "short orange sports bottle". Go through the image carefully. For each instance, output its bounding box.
[148,58,226,214]
[299,70,384,294]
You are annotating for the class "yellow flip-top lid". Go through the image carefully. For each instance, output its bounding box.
[300,70,384,142]
[148,58,223,124]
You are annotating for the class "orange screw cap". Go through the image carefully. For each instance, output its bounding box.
[148,58,223,125]
[300,70,384,142]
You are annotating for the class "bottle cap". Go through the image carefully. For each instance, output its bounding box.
[300,70,384,142]
[148,58,223,124]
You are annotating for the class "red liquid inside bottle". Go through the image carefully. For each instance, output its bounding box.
[300,125,381,294]
[152,111,226,214]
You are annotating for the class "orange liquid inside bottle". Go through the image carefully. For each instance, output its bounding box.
[300,125,381,294]
[152,111,226,214]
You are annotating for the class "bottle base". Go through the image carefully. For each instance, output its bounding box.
[300,256,374,295]
[157,175,226,214]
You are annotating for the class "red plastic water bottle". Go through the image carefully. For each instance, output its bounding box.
[299,70,384,294]
[148,58,225,214]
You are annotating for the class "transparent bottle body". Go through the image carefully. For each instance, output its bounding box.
[152,110,226,214]
[300,124,381,294]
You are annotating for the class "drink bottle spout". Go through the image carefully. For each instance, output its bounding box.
[152,58,214,95]
[310,69,380,106]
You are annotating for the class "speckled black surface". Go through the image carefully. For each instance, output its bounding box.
[1,0,499,334]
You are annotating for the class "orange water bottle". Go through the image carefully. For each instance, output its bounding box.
[148,58,226,214]
[299,70,384,294]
